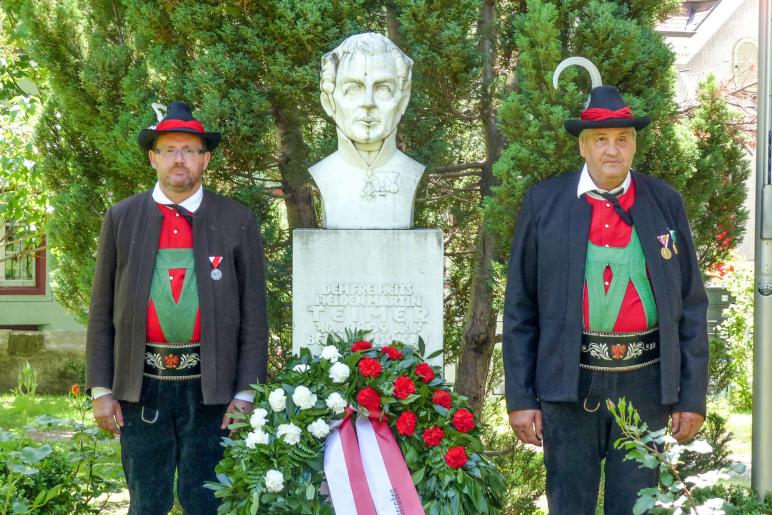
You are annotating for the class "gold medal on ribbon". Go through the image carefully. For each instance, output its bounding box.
[661,247,672,260]
[672,242,679,255]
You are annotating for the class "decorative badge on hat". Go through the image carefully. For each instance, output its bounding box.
[553,57,651,137]
[137,100,222,151]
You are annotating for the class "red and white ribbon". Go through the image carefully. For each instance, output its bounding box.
[325,409,425,515]
[324,411,377,515]
[355,416,425,515]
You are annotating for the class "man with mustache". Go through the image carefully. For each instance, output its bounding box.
[503,85,709,514]
[310,32,425,229]
[86,101,268,514]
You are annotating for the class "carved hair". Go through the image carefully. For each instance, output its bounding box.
[320,33,413,98]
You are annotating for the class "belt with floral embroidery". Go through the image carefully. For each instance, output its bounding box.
[143,342,201,380]
[580,328,660,372]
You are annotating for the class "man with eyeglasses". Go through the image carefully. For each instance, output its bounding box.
[86,101,269,514]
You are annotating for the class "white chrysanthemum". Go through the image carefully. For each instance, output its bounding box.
[329,362,350,384]
[292,363,310,373]
[292,385,318,410]
[308,418,331,439]
[277,423,302,445]
[250,408,268,429]
[320,345,341,363]
[265,469,284,492]
[245,429,269,449]
[325,392,347,414]
[268,388,287,412]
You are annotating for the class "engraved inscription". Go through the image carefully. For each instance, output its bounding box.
[306,282,429,347]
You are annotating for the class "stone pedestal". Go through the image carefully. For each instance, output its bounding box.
[293,229,443,365]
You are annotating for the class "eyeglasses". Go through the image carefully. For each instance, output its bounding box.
[153,147,206,159]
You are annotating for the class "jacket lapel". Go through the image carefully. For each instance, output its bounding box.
[566,178,592,330]
[193,191,216,373]
[629,173,673,322]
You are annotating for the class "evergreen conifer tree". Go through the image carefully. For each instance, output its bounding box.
[686,76,751,268]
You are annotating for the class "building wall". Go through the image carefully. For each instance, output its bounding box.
[0,250,84,331]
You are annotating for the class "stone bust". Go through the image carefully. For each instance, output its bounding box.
[310,32,425,229]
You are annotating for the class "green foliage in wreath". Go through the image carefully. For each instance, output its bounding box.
[208,332,505,514]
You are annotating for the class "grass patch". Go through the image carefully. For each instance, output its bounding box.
[0,393,87,429]
[727,412,752,459]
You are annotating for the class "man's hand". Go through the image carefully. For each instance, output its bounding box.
[508,409,543,446]
[221,399,254,431]
[671,411,705,442]
[93,395,124,435]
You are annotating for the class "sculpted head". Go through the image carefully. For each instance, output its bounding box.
[320,33,413,150]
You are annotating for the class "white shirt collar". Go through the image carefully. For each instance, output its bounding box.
[576,163,631,198]
[152,182,203,212]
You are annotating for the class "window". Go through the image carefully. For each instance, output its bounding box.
[0,223,45,295]
[733,39,758,91]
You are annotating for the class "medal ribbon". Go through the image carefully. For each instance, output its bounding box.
[209,256,222,269]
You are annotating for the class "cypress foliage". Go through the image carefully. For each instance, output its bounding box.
[687,76,751,269]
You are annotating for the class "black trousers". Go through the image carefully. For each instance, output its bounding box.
[119,379,228,515]
[541,365,670,515]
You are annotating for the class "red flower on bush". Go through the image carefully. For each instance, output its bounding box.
[415,363,435,383]
[393,376,417,400]
[422,425,445,447]
[352,340,373,352]
[432,390,452,409]
[70,384,80,396]
[380,346,403,360]
[358,357,382,378]
[396,411,417,436]
[444,446,468,468]
[356,387,381,412]
[452,409,475,433]
[163,354,180,369]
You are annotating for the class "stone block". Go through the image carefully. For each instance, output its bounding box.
[8,332,45,357]
[293,229,443,365]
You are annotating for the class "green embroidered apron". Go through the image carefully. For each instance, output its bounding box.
[584,228,657,332]
[149,248,199,343]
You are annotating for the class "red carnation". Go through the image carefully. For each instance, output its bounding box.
[395,411,417,436]
[415,363,435,383]
[432,390,452,409]
[444,446,468,468]
[352,340,373,352]
[422,425,445,447]
[393,376,417,400]
[452,409,475,433]
[358,357,382,378]
[380,346,403,360]
[356,387,381,412]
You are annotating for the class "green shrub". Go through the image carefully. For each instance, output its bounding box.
[482,407,546,514]
[679,413,734,478]
[0,389,124,514]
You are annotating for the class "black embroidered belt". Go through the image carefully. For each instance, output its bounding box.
[143,342,201,380]
[580,328,660,372]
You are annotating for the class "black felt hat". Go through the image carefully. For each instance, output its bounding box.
[137,101,221,151]
[564,85,650,137]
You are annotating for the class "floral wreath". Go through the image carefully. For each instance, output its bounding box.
[208,333,505,514]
